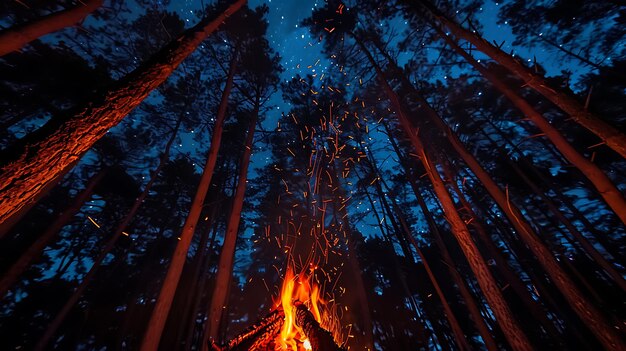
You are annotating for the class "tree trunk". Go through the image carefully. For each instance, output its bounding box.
[416,0,626,159]
[204,102,258,345]
[140,49,238,351]
[0,0,103,56]
[426,103,623,350]
[423,142,533,351]
[184,215,221,350]
[371,36,626,345]
[388,187,472,351]
[33,116,182,351]
[354,34,533,350]
[327,159,375,351]
[0,159,79,239]
[0,0,246,228]
[382,120,500,351]
[358,140,470,349]
[464,187,598,350]
[484,117,623,261]
[367,29,624,348]
[0,167,105,299]
[435,26,626,224]
[438,156,570,345]
[174,205,218,348]
[355,168,440,348]
[478,128,626,292]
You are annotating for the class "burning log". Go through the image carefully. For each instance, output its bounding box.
[213,266,344,350]
[210,309,284,351]
[211,302,344,351]
[295,302,344,351]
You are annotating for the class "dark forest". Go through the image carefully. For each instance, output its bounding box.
[0,0,625,350]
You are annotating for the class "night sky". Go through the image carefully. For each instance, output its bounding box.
[2,0,626,350]
[147,0,599,275]
[4,0,599,283]
[87,0,596,182]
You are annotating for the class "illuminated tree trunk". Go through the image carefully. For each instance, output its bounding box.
[424,103,623,350]
[423,102,624,350]
[355,34,533,350]
[388,189,472,351]
[0,159,78,239]
[368,31,625,350]
[422,142,532,351]
[435,26,626,225]
[355,168,446,348]
[356,136,470,349]
[477,128,626,291]
[415,0,626,159]
[414,182,501,351]
[174,204,219,347]
[485,118,623,261]
[204,102,259,345]
[0,0,103,56]
[183,217,220,350]
[33,115,182,351]
[438,156,571,343]
[462,181,600,349]
[140,50,238,351]
[0,168,105,299]
[0,0,246,229]
[381,122,501,350]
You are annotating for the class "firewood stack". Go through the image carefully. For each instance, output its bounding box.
[210,303,345,351]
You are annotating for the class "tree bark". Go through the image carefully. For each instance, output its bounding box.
[416,0,626,159]
[33,116,182,351]
[353,35,533,351]
[463,182,600,349]
[0,167,105,299]
[0,0,246,228]
[367,28,625,348]
[484,117,623,261]
[424,102,623,350]
[478,128,626,292]
[382,120,501,350]
[357,139,471,350]
[0,159,78,239]
[0,0,103,56]
[438,155,571,345]
[388,188,472,351]
[435,26,626,224]
[140,49,238,351]
[204,102,259,345]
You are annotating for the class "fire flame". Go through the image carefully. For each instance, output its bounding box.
[275,267,324,350]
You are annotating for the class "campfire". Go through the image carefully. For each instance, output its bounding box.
[211,267,345,351]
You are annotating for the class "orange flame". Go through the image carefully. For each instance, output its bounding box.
[275,267,324,350]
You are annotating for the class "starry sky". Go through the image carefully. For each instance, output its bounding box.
[238,0,591,134]
[221,0,593,177]
[161,0,597,239]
